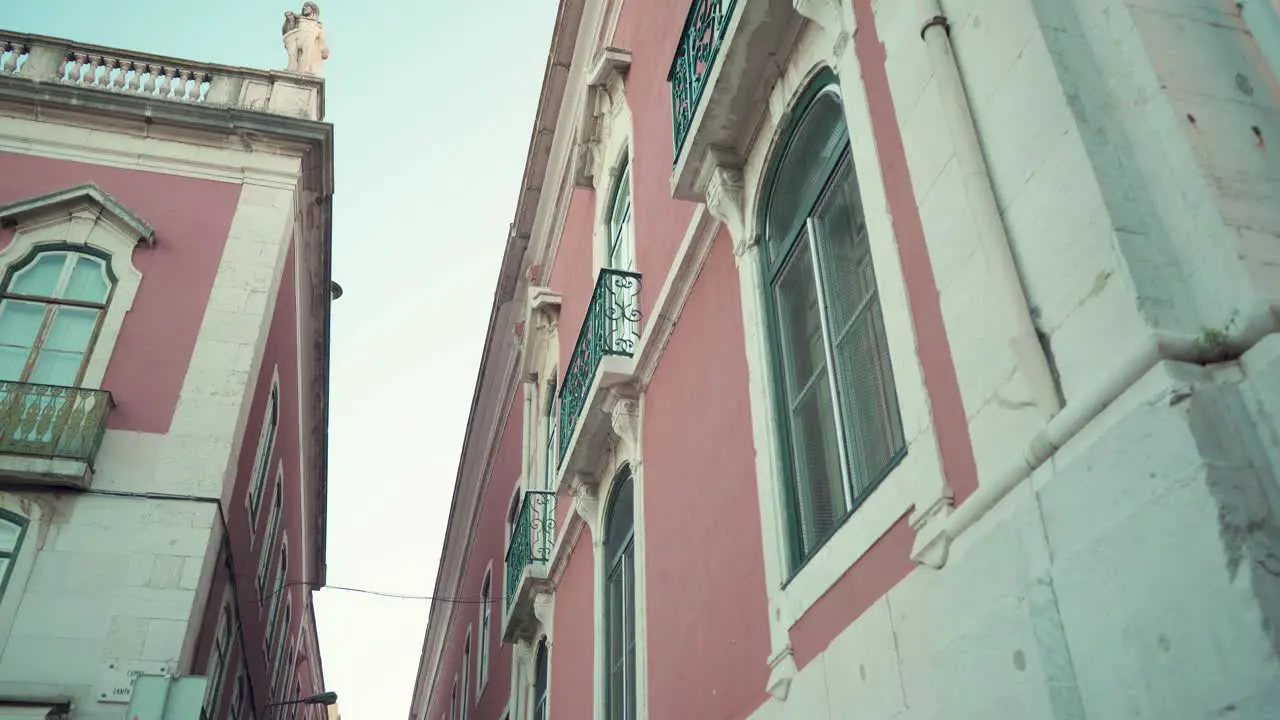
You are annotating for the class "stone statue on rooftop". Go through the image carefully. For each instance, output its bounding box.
[282,2,329,76]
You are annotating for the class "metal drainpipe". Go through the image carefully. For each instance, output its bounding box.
[1240,0,1280,88]
[916,0,1063,419]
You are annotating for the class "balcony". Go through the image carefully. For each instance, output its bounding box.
[503,490,557,642]
[554,269,642,485]
[667,0,805,201]
[0,30,325,121]
[0,381,113,488]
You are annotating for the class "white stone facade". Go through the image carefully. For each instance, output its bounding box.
[0,43,329,718]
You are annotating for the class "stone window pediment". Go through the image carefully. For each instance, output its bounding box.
[0,183,150,394]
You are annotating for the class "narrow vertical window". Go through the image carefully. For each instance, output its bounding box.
[450,678,458,720]
[761,76,905,568]
[460,629,471,720]
[477,570,491,695]
[605,158,635,272]
[257,469,284,597]
[0,511,28,600]
[542,377,557,490]
[533,637,550,720]
[604,470,636,720]
[248,380,280,521]
[204,603,234,717]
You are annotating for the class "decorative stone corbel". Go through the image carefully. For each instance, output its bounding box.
[521,286,562,380]
[573,47,633,188]
[532,591,555,641]
[766,643,798,701]
[705,163,747,246]
[568,472,601,537]
[909,487,955,569]
[607,392,641,456]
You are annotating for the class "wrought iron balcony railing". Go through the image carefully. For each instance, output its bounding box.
[505,490,557,611]
[668,0,738,161]
[0,381,113,463]
[557,268,642,469]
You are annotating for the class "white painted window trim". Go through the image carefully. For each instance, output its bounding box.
[720,20,951,692]
[271,595,294,687]
[256,464,285,598]
[246,372,282,533]
[461,625,472,720]
[589,401,649,720]
[204,591,236,715]
[0,499,37,655]
[0,199,146,390]
[265,533,290,642]
[477,563,493,699]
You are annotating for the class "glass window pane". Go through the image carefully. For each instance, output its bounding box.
[773,240,825,395]
[9,253,68,297]
[0,519,20,552]
[0,557,9,581]
[789,369,846,553]
[43,307,99,354]
[605,475,633,565]
[65,256,111,303]
[0,300,47,349]
[813,158,905,495]
[765,93,847,264]
[29,349,84,386]
[0,347,28,382]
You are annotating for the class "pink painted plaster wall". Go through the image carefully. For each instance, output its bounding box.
[642,229,771,716]
[612,0,699,322]
[427,392,523,720]
[0,152,239,434]
[549,532,595,719]
[549,188,598,378]
[222,244,314,716]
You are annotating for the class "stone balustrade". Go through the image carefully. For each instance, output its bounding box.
[0,30,324,121]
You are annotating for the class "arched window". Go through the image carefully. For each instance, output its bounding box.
[533,636,550,720]
[0,510,28,599]
[761,72,905,568]
[477,570,491,694]
[605,157,635,272]
[0,249,113,386]
[603,469,636,720]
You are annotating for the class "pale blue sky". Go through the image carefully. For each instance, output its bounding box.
[6,1,557,717]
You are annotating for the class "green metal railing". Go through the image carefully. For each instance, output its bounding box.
[0,381,112,463]
[505,490,557,610]
[668,0,738,161]
[556,268,642,469]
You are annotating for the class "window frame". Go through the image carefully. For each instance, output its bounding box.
[0,246,116,387]
[604,154,636,272]
[602,468,636,720]
[247,376,281,526]
[256,465,285,598]
[460,627,471,720]
[477,568,491,698]
[533,637,550,720]
[0,510,28,601]
[756,71,906,578]
[265,535,289,641]
[204,601,235,717]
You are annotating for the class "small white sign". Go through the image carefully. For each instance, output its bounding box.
[96,661,170,704]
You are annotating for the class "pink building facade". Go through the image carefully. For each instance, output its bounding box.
[412,0,1280,718]
[0,29,334,720]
